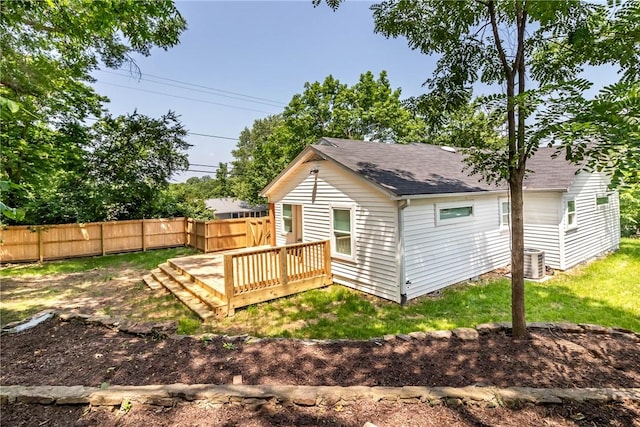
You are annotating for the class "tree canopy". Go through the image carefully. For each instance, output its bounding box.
[0,0,188,223]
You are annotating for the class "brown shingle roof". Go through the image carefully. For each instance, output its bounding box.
[313,138,581,197]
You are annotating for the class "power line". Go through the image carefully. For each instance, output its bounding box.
[99,82,277,114]
[97,69,287,106]
[84,117,239,141]
[187,169,220,174]
[98,70,285,108]
[189,132,237,140]
[189,163,223,168]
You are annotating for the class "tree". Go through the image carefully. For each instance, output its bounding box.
[317,0,637,338]
[620,184,640,237]
[0,0,187,220]
[27,111,190,223]
[231,115,283,202]
[213,163,233,198]
[234,71,426,204]
[413,95,505,149]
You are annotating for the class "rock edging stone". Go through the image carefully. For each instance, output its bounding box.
[3,310,639,345]
[1,384,638,410]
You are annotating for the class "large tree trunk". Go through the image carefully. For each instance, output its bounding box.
[509,170,527,339]
[511,0,528,340]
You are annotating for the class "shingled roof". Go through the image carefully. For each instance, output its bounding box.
[310,138,582,197]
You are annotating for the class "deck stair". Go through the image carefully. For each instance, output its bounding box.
[143,263,227,321]
[142,241,332,320]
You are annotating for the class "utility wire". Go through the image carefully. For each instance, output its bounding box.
[84,117,239,141]
[187,169,220,173]
[189,132,237,140]
[189,163,226,168]
[97,69,287,106]
[99,82,276,114]
[98,70,284,108]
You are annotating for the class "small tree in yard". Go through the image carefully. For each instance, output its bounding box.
[316,0,639,338]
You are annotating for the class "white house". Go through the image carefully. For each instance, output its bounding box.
[261,138,620,303]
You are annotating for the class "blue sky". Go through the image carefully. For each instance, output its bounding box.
[91,1,617,182]
[91,1,441,181]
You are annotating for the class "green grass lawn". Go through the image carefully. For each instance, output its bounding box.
[2,240,638,338]
[212,238,640,338]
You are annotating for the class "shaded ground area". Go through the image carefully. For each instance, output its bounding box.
[0,267,196,328]
[2,399,639,426]
[2,318,639,426]
[2,318,638,389]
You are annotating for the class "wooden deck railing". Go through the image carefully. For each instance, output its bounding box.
[223,240,332,314]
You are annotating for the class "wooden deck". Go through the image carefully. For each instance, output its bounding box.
[144,241,332,320]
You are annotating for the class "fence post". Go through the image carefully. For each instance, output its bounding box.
[100,222,106,256]
[37,227,43,263]
[280,246,288,286]
[245,218,250,247]
[141,219,146,251]
[224,254,235,316]
[204,221,209,253]
[184,217,189,247]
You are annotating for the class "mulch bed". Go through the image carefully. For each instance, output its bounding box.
[3,400,640,427]
[2,317,639,426]
[2,317,638,388]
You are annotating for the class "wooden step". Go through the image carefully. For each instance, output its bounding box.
[167,258,226,301]
[157,263,228,318]
[151,268,220,321]
[143,272,166,292]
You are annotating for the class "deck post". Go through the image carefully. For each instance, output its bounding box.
[280,246,288,285]
[269,203,276,246]
[323,240,332,284]
[224,254,235,316]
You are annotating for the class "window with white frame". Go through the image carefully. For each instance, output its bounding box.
[596,194,609,207]
[499,198,510,228]
[436,202,474,226]
[566,199,577,229]
[330,205,355,260]
[282,203,292,233]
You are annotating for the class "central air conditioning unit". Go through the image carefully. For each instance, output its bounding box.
[524,248,545,279]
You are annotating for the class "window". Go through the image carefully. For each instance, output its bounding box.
[500,198,510,228]
[596,194,609,207]
[436,202,474,226]
[282,204,292,233]
[566,199,577,229]
[330,205,355,260]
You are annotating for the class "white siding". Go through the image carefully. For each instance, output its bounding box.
[271,161,401,302]
[402,195,511,300]
[561,173,620,269]
[523,193,562,268]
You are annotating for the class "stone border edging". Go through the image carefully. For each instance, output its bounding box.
[2,310,639,344]
[1,384,638,409]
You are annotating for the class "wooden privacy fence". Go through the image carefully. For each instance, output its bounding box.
[223,240,332,315]
[0,218,187,263]
[1,216,274,263]
[186,217,272,253]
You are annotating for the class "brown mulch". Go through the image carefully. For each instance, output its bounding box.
[1,318,638,388]
[2,400,639,427]
[1,318,639,426]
